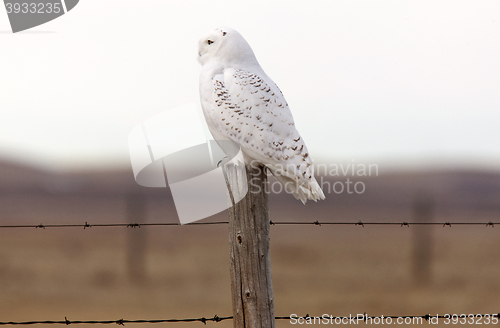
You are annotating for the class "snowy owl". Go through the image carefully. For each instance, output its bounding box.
[198,27,325,204]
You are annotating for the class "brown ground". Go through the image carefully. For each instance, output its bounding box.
[0,161,499,327]
[1,220,499,327]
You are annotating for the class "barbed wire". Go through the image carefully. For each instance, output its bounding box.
[0,315,231,326]
[270,220,497,227]
[0,220,496,229]
[0,313,498,326]
[0,222,227,229]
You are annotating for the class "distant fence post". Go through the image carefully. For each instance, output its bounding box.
[126,193,148,284]
[412,193,434,286]
[225,162,275,328]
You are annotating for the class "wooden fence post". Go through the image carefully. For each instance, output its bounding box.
[126,193,148,284]
[225,162,275,328]
[412,193,434,286]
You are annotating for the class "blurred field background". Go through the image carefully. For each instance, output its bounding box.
[0,159,499,327]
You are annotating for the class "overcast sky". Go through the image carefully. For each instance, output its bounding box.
[1,0,499,172]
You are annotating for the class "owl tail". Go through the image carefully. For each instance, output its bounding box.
[269,167,326,204]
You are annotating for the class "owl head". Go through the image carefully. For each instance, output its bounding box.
[198,27,258,67]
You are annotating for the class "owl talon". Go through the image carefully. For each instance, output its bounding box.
[217,156,228,168]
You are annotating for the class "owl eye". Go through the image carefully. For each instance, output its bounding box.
[207,40,214,45]
[222,32,227,36]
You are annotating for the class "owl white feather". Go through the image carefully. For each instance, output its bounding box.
[198,27,325,204]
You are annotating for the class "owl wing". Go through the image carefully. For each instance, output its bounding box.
[200,68,325,203]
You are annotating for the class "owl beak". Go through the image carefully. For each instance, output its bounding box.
[198,51,206,64]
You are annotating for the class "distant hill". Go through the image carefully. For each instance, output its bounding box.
[0,159,499,225]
